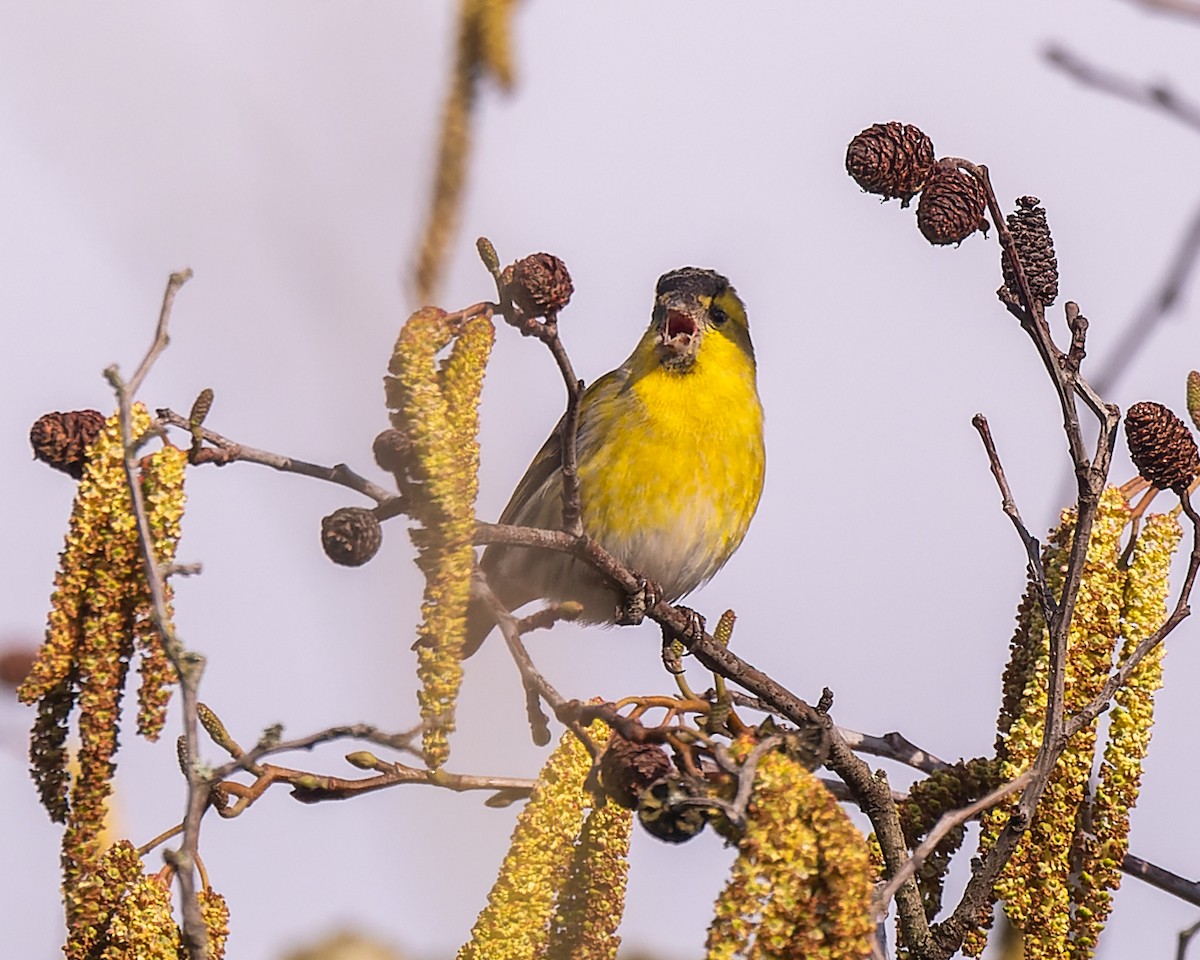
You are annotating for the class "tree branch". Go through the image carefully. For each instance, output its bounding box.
[104,269,209,959]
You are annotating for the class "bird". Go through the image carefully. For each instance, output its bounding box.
[463,266,765,656]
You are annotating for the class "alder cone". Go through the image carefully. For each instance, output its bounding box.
[1125,401,1200,493]
[321,507,383,566]
[917,160,988,246]
[29,409,106,479]
[502,252,574,318]
[1000,196,1059,307]
[599,733,673,809]
[845,122,935,205]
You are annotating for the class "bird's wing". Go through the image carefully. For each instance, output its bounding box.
[494,364,631,529]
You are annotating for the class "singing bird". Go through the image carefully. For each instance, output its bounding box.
[463,267,765,655]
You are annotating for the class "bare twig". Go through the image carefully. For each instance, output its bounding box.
[874,770,1033,917]
[104,269,209,959]
[1180,918,1200,960]
[1092,198,1200,395]
[834,726,951,775]
[923,163,1123,960]
[157,409,399,506]
[1045,44,1200,134]
[209,722,423,781]
[972,414,1056,623]
[1122,0,1200,19]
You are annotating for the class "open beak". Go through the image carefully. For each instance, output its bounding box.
[655,298,702,362]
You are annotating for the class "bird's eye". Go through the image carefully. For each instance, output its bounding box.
[710,305,729,326]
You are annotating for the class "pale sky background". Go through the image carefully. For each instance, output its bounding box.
[3,3,1200,958]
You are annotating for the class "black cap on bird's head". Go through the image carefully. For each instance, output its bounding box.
[652,267,751,368]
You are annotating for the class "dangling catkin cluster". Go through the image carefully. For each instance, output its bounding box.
[387,307,495,768]
[458,723,632,960]
[967,488,1183,959]
[18,406,185,894]
[705,744,873,960]
[63,840,231,960]
[897,758,1001,921]
[414,0,519,302]
[1071,512,1182,953]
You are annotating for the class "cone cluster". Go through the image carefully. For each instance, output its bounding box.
[846,122,988,245]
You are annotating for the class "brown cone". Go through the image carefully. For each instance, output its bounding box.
[372,428,417,479]
[29,409,106,479]
[321,507,383,566]
[1126,401,1200,493]
[599,733,674,809]
[501,253,574,318]
[846,122,935,206]
[1000,196,1058,307]
[917,160,988,246]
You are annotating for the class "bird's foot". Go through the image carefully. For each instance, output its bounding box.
[616,574,663,626]
[670,606,706,648]
[661,635,686,675]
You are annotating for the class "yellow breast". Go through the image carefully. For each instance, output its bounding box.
[577,329,765,599]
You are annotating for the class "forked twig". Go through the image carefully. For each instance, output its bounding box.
[103,269,210,959]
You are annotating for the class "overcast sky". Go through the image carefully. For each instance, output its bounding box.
[3,4,1200,958]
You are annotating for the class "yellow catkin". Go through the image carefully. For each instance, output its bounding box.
[390,308,494,768]
[1069,512,1182,955]
[414,0,517,301]
[199,887,233,960]
[458,724,609,960]
[64,840,145,960]
[971,488,1129,959]
[101,872,183,959]
[19,407,188,898]
[134,444,186,740]
[705,746,874,960]
[546,798,633,960]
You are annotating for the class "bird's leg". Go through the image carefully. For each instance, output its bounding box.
[615,574,662,626]
[660,606,706,674]
[661,635,686,675]
[672,606,707,647]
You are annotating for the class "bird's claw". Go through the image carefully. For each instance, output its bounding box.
[661,636,686,675]
[674,606,706,647]
[616,574,662,626]
[659,607,705,675]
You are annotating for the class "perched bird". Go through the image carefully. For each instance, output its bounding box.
[464,266,765,655]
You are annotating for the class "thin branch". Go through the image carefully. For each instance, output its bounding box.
[834,727,951,775]
[924,163,1123,960]
[972,414,1056,623]
[157,409,399,506]
[1045,44,1200,134]
[1181,918,1200,960]
[1092,198,1200,395]
[1122,0,1200,19]
[209,722,423,781]
[874,770,1034,917]
[103,269,209,959]
[1120,852,1200,909]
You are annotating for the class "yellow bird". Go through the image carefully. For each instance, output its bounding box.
[464,267,765,654]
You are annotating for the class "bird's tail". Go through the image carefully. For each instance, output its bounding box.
[460,595,497,659]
